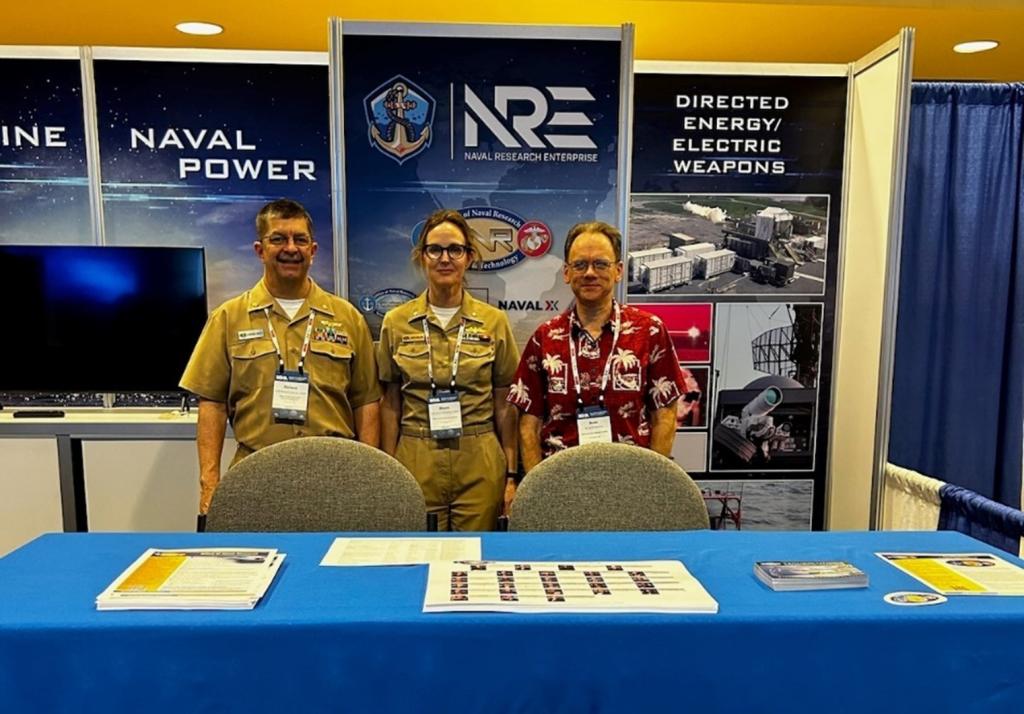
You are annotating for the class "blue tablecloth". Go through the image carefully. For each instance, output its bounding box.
[1,530,1022,713]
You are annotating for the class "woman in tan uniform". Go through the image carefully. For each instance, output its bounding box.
[378,209,520,531]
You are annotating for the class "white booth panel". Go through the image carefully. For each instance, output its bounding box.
[0,439,63,557]
[83,439,237,532]
[828,30,913,530]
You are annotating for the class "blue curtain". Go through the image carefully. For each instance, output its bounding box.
[938,484,1024,555]
[889,82,1024,509]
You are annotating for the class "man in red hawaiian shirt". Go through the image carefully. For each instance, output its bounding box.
[507,221,687,476]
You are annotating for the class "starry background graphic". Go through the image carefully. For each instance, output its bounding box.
[0,58,92,245]
[342,35,622,340]
[94,60,333,310]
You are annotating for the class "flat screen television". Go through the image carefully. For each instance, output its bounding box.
[0,245,208,392]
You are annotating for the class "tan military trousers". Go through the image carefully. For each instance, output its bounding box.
[396,425,506,531]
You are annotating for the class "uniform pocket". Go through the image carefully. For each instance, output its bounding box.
[460,343,495,384]
[394,344,431,386]
[308,341,353,394]
[229,339,277,389]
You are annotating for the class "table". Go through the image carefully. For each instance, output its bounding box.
[1,530,1021,713]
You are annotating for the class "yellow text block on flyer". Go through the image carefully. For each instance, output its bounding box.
[877,552,1024,595]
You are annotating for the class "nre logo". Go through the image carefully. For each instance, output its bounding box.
[463,85,597,150]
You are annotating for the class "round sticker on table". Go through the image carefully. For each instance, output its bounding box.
[884,591,948,606]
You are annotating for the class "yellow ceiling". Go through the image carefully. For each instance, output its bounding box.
[4,1,1021,81]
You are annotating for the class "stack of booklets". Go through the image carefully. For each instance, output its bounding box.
[754,560,868,591]
[96,548,285,610]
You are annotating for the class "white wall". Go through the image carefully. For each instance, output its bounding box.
[0,439,63,556]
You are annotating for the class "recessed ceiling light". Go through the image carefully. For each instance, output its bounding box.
[175,21,224,36]
[953,40,998,54]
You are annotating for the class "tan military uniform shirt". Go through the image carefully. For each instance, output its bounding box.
[180,279,380,456]
[377,291,520,429]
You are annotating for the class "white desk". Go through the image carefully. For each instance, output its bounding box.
[0,410,234,554]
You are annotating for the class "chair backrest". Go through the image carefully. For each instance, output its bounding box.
[206,437,426,532]
[508,443,710,531]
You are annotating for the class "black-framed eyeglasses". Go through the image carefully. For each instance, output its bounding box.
[567,259,614,274]
[424,244,468,260]
[265,233,312,248]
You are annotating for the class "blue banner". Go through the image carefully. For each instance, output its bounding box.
[94,59,333,310]
[0,58,91,245]
[341,28,623,340]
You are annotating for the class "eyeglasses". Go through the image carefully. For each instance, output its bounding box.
[567,259,614,274]
[424,244,468,261]
[265,233,312,248]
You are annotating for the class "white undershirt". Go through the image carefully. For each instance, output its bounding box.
[429,303,460,328]
[276,298,306,320]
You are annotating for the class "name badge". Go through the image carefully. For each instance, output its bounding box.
[238,329,265,341]
[577,405,612,445]
[428,390,463,439]
[272,371,309,424]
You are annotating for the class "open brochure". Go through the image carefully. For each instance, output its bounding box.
[877,552,1024,596]
[96,548,285,610]
[424,560,718,614]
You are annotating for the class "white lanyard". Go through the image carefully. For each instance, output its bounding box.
[567,302,621,408]
[422,317,466,394]
[264,307,315,374]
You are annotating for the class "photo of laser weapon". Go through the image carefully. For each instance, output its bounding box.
[716,386,782,463]
[712,378,816,470]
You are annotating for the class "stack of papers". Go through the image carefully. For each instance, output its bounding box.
[96,548,285,610]
[424,560,719,613]
[754,561,868,591]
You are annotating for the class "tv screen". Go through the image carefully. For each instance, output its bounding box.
[0,245,208,392]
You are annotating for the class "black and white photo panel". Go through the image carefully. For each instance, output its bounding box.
[628,193,829,298]
[710,302,823,472]
[697,479,813,531]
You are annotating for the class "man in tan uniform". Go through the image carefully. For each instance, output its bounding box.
[181,199,380,517]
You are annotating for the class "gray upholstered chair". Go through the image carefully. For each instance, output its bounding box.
[206,436,427,532]
[508,443,710,531]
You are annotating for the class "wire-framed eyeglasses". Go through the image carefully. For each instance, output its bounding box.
[567,259,614,273]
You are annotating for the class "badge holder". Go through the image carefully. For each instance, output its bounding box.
[266,309,315,425]
[272,370,310,425]
[424,318,466,440]
[428,390,463,439]
[577,404,612,445]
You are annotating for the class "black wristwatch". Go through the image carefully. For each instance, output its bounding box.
[506,471,522,485]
